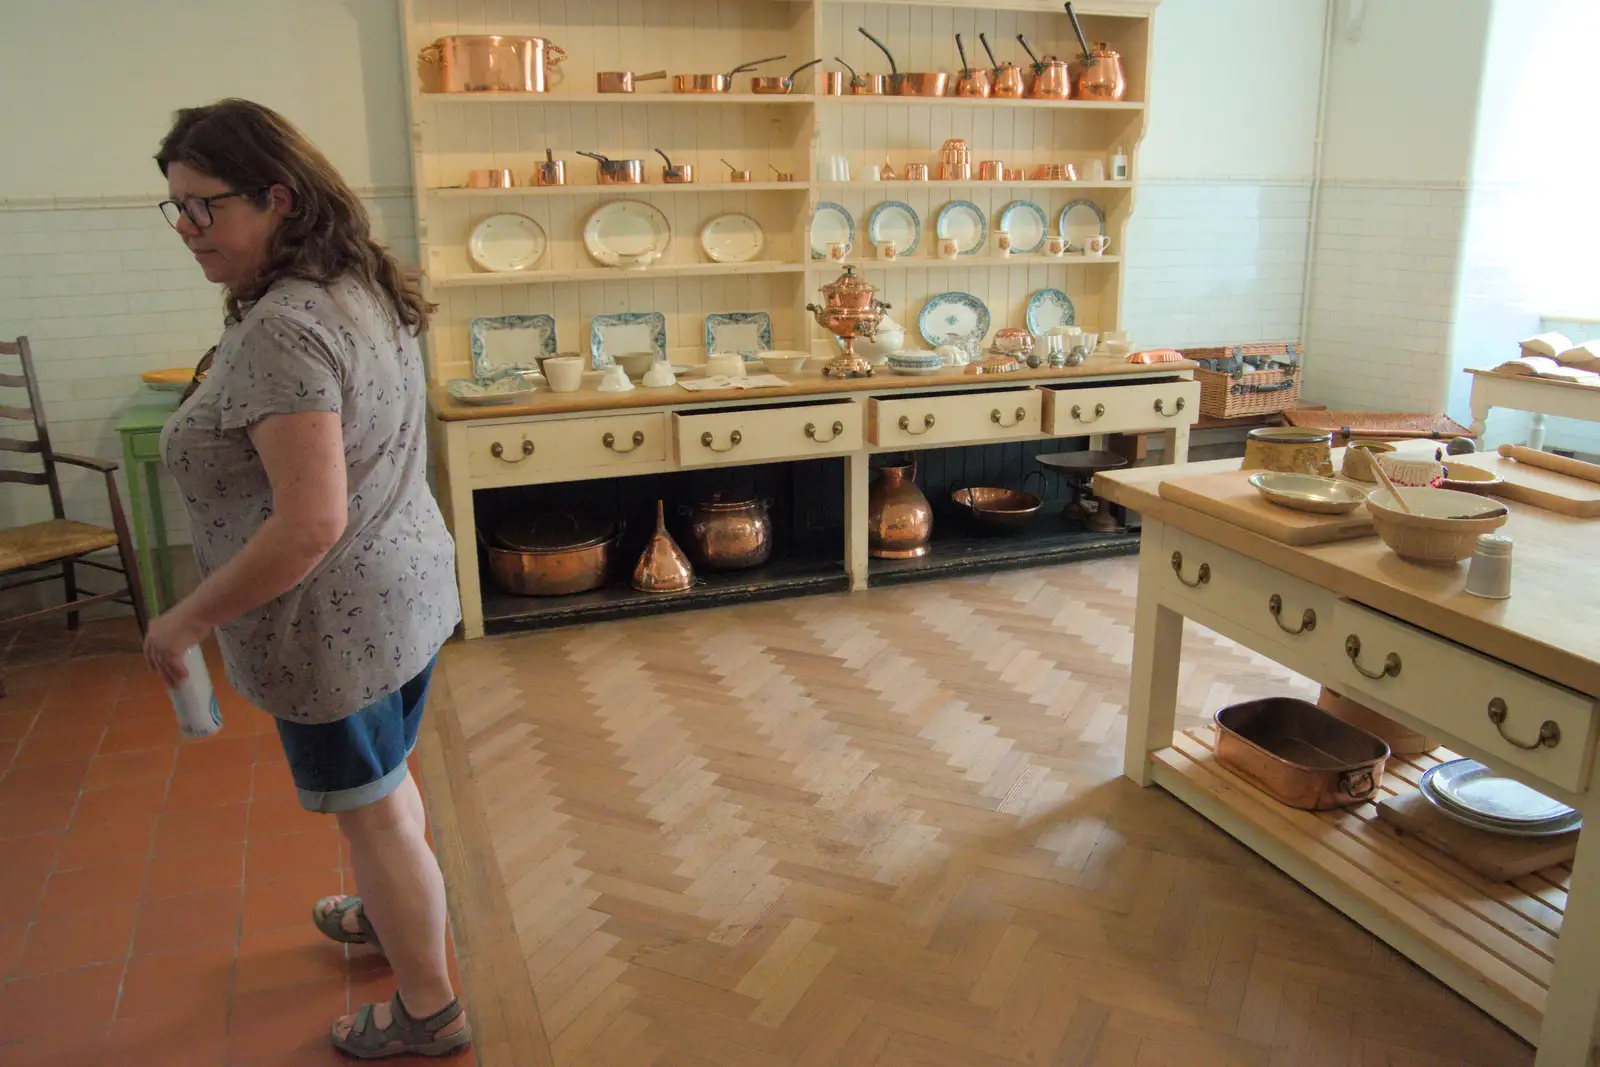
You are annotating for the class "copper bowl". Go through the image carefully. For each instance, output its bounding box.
[899,72,950,96]
[952,487,1042,533]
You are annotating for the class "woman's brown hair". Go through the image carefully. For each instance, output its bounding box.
[156,98,433,333]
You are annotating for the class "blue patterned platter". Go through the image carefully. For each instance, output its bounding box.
[917,292,991,347]
[809,202,855,260]
[1025,289,1076,335]
[447,377,539,406]
[469,314,556,379]
[590,311,667,368]
[867,201,921,258]
[935,200,986,256]
[1059,199,1107,251]
[998,200,1048,254]
[705,311,773,360]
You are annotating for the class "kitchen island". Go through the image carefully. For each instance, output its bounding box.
[1099,445,1600,1066]
[430,357,1198,638]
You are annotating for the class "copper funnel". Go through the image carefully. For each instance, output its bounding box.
[631,500,694,593]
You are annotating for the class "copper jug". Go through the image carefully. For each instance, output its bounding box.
[868,457,933,559]
[631,500,694,593]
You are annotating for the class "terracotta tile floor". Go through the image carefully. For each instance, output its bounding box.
[0,617,475,1066]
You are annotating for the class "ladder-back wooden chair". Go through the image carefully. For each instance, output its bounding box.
[0,336,150,639]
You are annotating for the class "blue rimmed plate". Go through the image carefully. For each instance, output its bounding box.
[469,314,556,379]
[809,202,855,260]
[935,200,987,257]
[705,311,773,360]
[868,201,921,258]
[998,200,1048,254]
[590,311,666,368]
[1059,199,1107,252]
[447,376,539,406]
[1025,289,1076,335]
[918,292,991,347]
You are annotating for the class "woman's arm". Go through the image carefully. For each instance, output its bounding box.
[143,410,347,685]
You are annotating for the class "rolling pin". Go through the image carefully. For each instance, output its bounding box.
[1498,443,1600,485]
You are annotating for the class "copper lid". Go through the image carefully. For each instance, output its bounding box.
[694,491,765,512]
[818,264,878,303]
[494,512,614,553]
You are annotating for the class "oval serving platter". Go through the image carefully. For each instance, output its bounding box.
[918,292,991,347]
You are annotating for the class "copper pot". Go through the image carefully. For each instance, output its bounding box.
[977,160,1004,181]
[868,458,933,559]
[485,512,616,596]
[534,149,565,187]
[899,72,950,97]
[821,70,845,95]
[751,58,823,95]
[1074,44,1126,101]
[632,501,694,593]
[655,148,693,184]
[683,493,772,571]
[418,35,566,94]
[954,34,992,98]
[1017,34,1072,100]
[597,69,665,93]
[979,32,1025,98]
[674,55,787,94]
[1214,698,1390,811]
[466,169,516,189]
[577,151,643,185]
[852,73,886,95]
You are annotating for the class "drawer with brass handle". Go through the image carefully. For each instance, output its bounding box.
[1040,380,1200,437]
[673,401,861,468]
[868,389,1040,448]
[1329,599,1597,793]
[466,412,667,481]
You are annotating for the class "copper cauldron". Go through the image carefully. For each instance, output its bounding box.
[682,493,773,571]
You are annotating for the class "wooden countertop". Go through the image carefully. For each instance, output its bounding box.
[429,357,1195,421]
[1096,444,1600,698]
[1466,368,1600,393]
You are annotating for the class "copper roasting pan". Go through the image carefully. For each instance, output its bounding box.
[1214,697,1390,810]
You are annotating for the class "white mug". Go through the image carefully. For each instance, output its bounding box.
[543,356,584,393]
[876,240,898,261]
[995,231,1013,255]
[1086,158,1107,182]
[860,164,881,182]
[1044,235,1066,256]
[1085,234,1111,256]
[827,240,852,262]
[937,236,960,260]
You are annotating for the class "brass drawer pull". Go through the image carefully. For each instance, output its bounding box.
[806,420,845,443]
[603,429,645,453]
[1487,697,1561,750]
[1345,634,1400,680]
[1268,594,1315,635]
[898,413,936,435]
[991,406,1026,427]
[490,438,535,463]
[1155,396,1186,417]
[1170,551,1209,588]
[700,429,743,453]
[1071,402,1106,424]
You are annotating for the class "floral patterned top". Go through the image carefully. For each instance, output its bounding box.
[161,277,460,723]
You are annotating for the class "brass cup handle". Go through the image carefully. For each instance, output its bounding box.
[700,429,743,452]
[1155,396,1186,417]
[1071,402,1106,424]
[603,430,645,453]
[991,406,1026,427]
[1344,634,1400,680]
[1268,594,1315,635]
[806,420,845,442]
[1487,697,1561,750]
[1170,551,1209,588]
[898,413,936,435]
[490,438,535,463]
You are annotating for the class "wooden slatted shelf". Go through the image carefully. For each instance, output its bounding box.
[807,255,1122,270]
[421,92,816,106]
[429,182,805,197]
[1151,726,1569,1045]
[432,262,807,288]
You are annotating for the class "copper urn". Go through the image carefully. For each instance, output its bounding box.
[868,457,933,559]
[805,265,891,379]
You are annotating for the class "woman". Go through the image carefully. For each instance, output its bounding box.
[145,99,468,1059]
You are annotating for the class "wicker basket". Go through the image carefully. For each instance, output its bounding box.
[1184,342,1303,419]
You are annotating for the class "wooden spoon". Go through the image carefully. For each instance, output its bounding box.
[1371,460,1413,515]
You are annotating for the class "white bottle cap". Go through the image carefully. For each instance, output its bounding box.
[1475,533,1513,557]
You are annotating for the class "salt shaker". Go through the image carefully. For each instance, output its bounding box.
[1464,534,1512,600]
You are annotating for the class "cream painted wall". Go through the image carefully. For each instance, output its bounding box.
[0,0,411,199]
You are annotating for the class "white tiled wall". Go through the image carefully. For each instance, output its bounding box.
[0,193,416,536]
[1302,182,1467,413]
[1122,180,1311,349]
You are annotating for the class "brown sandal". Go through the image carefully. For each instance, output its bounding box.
[332,992,472,1059]
[313,895,382,952]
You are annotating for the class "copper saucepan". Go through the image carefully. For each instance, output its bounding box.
[751,58,823,94]
[673,55,786,93]
[656,148,694,184]
[466,169,517,189]
[1017,34,1071,99]
[834,56,884,96]
[955,34,992,98]
[596,68,666,93]
[577,150,643,185]
[980,31,1025,98]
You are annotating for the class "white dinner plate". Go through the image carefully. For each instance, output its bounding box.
[935,200,986,256]
[809,202,855,260]
[867,201,921,257]
[582,200,672,267]
[468,213,547,272]
[998,200,1048,254]
[1059,199,1107,252]
[1425,759,1575,824]
[1024,289,1076,335]
[700,213,765,263]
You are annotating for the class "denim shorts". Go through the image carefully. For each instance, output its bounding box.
[274,659,437,813]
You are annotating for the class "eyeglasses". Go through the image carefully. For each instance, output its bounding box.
[158,186,271,230]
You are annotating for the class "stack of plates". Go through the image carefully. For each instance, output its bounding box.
[1418,759,1581,836]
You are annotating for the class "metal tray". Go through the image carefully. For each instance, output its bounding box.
[1214,697,1391,811]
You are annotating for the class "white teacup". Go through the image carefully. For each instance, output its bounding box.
[543,356,585,393]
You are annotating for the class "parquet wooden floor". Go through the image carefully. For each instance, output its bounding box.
[421,558,1535,1067]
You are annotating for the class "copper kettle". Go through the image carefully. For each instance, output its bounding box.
[978,32,1025,99]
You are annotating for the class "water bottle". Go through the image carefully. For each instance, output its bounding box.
[169,646,222,738]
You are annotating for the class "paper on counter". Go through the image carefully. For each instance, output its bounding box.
[679,374,791,391]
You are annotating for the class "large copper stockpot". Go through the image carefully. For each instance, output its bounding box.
[485,512,615,596]
[418,35,566,93]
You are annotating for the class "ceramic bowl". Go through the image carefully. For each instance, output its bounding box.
[1439,462,1504,494]
[613,351,656,379]
[758,352,809,375]
[1365,488,1509,565]
[1248,473,1369,515]
[888,349,943,369]
[1378,453,1445,488]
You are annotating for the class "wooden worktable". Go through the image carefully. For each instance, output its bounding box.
[1099,445,1600,1065]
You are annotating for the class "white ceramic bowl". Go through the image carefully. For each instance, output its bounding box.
[758,352,809,375]
[542,356,585,393]
[1248,473,1369,514]
[1365,487,1509,565]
